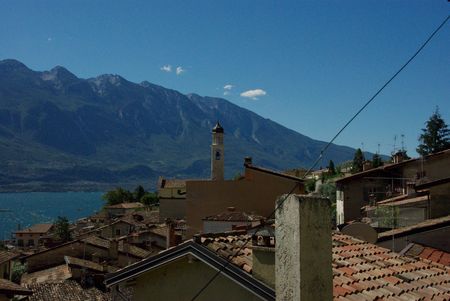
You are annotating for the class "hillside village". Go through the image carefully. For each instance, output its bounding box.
[0,122,449,301]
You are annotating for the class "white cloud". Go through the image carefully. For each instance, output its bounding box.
[240,89,267,100]
[160,65,172,72]
[176,66,185,75]
[47,37,53,42]
[223,84,233,90]
[223,91,230,96]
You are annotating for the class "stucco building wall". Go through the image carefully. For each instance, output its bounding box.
[130,256,263,301]
[186,167,304,235]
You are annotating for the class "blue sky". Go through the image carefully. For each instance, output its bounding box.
[1,1,449,157]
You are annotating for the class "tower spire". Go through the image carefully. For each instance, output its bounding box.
[211,122,224,180]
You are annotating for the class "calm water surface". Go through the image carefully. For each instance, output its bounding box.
[0,192,104,240]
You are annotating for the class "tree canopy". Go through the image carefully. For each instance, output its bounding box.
[417,108,450,156]
[54,216,71,242]
[352,148,365,173]
[102,185,159,206]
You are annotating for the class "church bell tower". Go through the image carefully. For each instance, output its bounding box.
[211,122,224,181]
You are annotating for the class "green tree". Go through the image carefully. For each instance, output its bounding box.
[11,262,27,283]
[372,153,382,168]
[328,160,336,175]
[54,216,71,242]
[102,187,133,205]
[417,108,450,156]
[140,192,159,206]
[352,148,365,173]
[318,183,337,226]
[134,185,146,202]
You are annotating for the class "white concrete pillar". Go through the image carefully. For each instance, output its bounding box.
[275,195,332,301]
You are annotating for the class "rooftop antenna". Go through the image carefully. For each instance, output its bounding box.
[401,134,405,152]
[377,143,380,155]
[392,135,397,155]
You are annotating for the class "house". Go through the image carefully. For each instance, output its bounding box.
[158,123,304,235]
[0,279,32,301]
[158,178,188,222]
[186,159,304,236]
[14,224,53,248]
[377,214,450,253]
[23,235,151,273]
[104,226,450,300]
[104,202,145,218]
[0,252,18,280]
[202,207,265,233]
[335,149,450,225]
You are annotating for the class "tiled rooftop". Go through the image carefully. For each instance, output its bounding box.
[64,256,118,273]
[21,264,72,285]
[403,243,450,267]
[82,235,151,259]
[0,278,32,295]
[26,280,110,301]
[0,250,19,264]
[203,209,264,222]
[15,223,53,234]
[197,232,450,300]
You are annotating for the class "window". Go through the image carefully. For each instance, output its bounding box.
[115,229,121,236]
[17,239,24,247]
[215,151,221,160]
[28,239,34,246]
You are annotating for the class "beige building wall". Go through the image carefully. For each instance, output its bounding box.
[402,153,450,181]
[130,256,263,301]
[159,198,186,222]
[158,184,186,222]
[429,183,450,218]
[186,167,304,235]
[100,222,133,238]
[0,261,12,280]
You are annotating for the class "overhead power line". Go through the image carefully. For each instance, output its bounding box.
[189,15,450,301]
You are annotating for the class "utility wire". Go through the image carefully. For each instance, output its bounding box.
[189,15,449,301]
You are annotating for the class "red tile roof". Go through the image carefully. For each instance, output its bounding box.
[15,224,53,234]
[197,231,450,300]
[0,279,32,296]
[403,243,450,267]
[26,280,110,301]
[203,209,264,222]
[0,250,19,264]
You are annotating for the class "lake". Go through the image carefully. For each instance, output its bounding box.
[0,192,104,240]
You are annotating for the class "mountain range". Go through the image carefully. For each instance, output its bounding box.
[0,59,373,191]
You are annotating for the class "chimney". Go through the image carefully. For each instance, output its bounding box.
[109,239,119,260]
[165,219,177,249]
[275,195,332,301]
[392,151,404,164]
[251,226,275,288]
[406,181,416,196]
[363,160,372,171]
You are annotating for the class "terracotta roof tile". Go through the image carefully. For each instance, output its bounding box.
[0,250,19,264]
[197,231,450,300]
[26,280,110,301]
[0,279,32,295]
[15,223,53,234]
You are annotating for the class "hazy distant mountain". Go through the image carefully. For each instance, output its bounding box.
[0,59,373,191]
